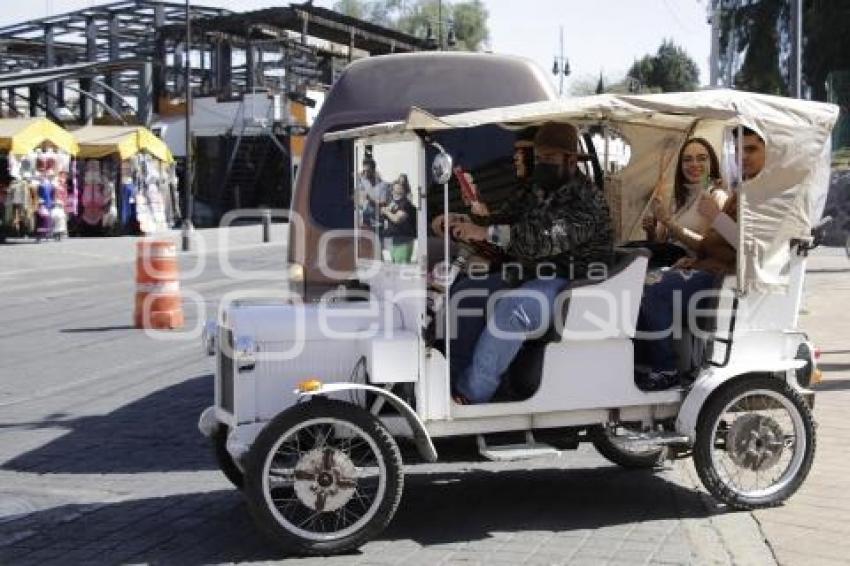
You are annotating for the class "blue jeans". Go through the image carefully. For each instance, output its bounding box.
[637,268,719,373]
[448,273,513,380]
[455,277,569,403]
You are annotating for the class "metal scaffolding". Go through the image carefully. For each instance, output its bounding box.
[0,1,425,125]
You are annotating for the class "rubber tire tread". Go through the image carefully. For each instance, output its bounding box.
[591,427,666,469]
[212,426,244,489]
[244,398,404,556]
[693,376,816,510]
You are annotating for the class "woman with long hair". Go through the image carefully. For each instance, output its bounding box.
[643,137,728,255]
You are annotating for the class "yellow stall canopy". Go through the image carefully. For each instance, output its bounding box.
[0,117,79,156]
[73,125,174,163]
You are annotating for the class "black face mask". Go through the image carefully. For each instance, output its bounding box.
[532,162,564,190]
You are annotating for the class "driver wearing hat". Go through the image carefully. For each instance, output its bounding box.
[448,122,613,404]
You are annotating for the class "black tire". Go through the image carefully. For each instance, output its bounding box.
[212,426,244,489]
[693,376,816,510]
[591,427,666,469]
[244,398,404,556]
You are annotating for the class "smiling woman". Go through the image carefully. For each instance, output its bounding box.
[643,137,727,254]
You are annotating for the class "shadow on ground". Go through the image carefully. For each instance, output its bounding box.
[0,465,712,564]
[59,325,137,333]
[1,374,214,474]
[814,378,850,391]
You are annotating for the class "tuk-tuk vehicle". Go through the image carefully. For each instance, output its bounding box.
[199,88,837,556]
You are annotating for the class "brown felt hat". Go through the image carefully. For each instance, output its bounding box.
[533,122,591,159]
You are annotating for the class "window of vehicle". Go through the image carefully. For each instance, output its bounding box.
[425,125,516,222]
[309,139,355,230]
[590,125,632,174]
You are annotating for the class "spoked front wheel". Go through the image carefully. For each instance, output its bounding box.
[212,426,244,489]
[244,399,403,556]
[693,376,815,510]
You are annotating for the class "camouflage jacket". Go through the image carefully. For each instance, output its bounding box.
[488,177,614,279]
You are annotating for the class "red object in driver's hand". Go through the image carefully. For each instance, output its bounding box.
[453,166,479,203]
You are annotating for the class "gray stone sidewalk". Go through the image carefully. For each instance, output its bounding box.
[748,249,850,566]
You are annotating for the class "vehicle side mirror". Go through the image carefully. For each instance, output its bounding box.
[431,152,453,185]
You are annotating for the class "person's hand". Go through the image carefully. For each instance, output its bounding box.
[450,220,489,243]
[431,213,470,236]
[674,256,696,270]
[470,200,490,217]
[431,213,446,236]
[698,193,722,222]
[652,197,671,224]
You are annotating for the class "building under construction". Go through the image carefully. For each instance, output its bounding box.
[0,1,426,223]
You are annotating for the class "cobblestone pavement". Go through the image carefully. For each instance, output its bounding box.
[0,228,786,565]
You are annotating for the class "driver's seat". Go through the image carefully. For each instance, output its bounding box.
[502,248,650,400]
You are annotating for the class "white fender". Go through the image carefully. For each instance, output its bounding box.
[298,383,438,463]
[675,359,806,441]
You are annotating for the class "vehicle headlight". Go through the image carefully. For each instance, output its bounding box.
[234,336,258,372]
[201,320,217,356]
[286,262,305,298]
[288,262,304,282]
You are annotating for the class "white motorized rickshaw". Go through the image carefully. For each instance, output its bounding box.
[199,89,837,555]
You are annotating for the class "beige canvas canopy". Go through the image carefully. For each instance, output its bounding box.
[325,89,839,294]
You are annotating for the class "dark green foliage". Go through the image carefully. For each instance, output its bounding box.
[332,0,490,51]
[719,0,850,100]
[627,39,700,92]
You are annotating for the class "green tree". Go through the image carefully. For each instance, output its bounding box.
[719,1,786,95]
[718,0,850,100]
[333,0,367,20]
[332,0,489,51]
[627,40,700,92]
[803,0,850,101]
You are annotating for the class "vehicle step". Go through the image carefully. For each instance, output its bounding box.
[477,432,560,462]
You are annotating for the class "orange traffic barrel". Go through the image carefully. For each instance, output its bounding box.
[134,240,184,329]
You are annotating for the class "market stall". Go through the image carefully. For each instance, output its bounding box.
[72,125,178,236]
[0,118,80,241]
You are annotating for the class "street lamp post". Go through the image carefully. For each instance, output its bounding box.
[552,26,570,96]
[425,0,456,50]
[625,76,642,94]
[181,0,193,251]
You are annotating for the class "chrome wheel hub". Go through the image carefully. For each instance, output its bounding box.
[726,413,786,471]
[293,448,357,512]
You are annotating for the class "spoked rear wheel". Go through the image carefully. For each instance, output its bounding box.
[591,426,666,469]
[244,399,403,556]
[693,376,815,510]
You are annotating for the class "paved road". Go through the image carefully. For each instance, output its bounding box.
[1,227,837,565]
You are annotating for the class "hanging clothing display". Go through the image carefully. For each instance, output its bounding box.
[38,178,53,209]
[65,162,79,217]
[71,125,175,236]
[120,177,137,229]
[0,118,80,241]
[50,202,67,239]
[80,160,106,228]
[34,199,51,240]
